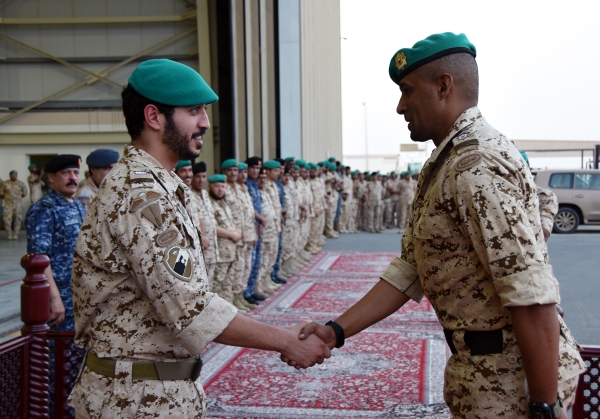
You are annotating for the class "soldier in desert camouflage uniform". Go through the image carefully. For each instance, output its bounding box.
[306,164,326,254]
[69,59,329,419]
[27,164,45,204]
[364,172,383,233]
[296,33,585,419]
[1,170,28,239]
[190,162,219,288]
[209,174,242,304]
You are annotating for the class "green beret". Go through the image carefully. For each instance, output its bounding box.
[328,157,336,162]
[519,150,529,165]
[327,162,337,171]
[389,32,476,85]
[238,162,248,170]
[208,174,226,184]
[390,171,396,175]
[296,159,307,167]
[284,157,295,163]
[264,160,281,170]
[307,163,317,170]
[9,170,17,175]
[129,59,218,106]
[28,164,37,170]
[175,160,191,171]
[221,159,238,170]
[340,165,346,169]
[317,161,325,167]
[366,174,371,180]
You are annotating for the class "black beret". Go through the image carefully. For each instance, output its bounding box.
[86,149,119,168]
[45,154,81,173]
[192,162,207,174]
[245,156,262,167]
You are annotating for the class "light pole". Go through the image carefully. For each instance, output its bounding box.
[363,102,369,171]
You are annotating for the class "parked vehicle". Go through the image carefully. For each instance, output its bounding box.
[534,169,600,233]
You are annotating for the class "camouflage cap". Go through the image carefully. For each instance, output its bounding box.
[389,32,476,85]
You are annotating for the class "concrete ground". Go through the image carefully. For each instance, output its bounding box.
[323,226,600,346]
[1,226,599,345]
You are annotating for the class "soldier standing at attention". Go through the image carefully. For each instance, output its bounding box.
[1,170,28,240]
[190,161,219,288]
[295,33,585,419]
[235,162,259,309]
[69,59,330,418]
[397,171,415,232]
[365,171,382,233]
[75,149,120,210]
[209,173,242,305]
[27,164,45,204]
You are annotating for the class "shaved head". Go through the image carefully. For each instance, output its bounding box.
[421,53,479,105]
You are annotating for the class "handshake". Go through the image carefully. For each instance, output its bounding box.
[279,321,338,369]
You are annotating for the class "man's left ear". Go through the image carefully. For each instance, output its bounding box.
[438,73,453,100]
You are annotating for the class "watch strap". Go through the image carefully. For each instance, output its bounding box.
[325,320,345,348]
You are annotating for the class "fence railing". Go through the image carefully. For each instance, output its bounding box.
[0,254,599,418]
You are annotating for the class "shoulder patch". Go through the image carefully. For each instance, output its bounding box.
[156,228,179,247]
[455,153,482,172]
[164,245,193,281]
[131,191,163,228]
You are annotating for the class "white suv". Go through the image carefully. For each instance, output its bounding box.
[534,169,600,233]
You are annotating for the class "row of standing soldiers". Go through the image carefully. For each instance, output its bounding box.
[174,157,408,312]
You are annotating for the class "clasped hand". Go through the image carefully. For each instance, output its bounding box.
[279,321,336,369]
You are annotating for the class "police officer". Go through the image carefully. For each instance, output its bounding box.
[1,170,28,240]
[295,33,585,419]
[69,59,329,418]
[75,148,120,210]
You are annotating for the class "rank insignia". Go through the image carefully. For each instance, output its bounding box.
[164,246,193,281]
[395,52,407,71]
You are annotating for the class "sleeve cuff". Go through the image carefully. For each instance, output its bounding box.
[176,294,238,355]
[380,256,424,303]
[493,265,560,307]
[540,215,554,234]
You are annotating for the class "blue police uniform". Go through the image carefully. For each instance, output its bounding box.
[26,188,86,331]
[271,179,285,282]
[244,178,263,299]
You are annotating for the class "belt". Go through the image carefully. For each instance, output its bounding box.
[86,352,203,381]
[443,328,503,356]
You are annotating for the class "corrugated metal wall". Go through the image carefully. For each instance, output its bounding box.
[299,0,342,163]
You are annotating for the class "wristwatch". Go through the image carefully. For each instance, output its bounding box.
[528,395,562,419]
[325,321,345,348]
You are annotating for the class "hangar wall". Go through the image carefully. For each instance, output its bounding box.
[0,0,342,189]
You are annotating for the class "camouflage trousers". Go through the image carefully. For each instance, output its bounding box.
[383,198,393,228]
[356,200,364,230]
[282,219,298,261]
[298,217,311,252]
[205,263,216,291]
[397,198,410,230]
[232,243,254,295]
[213,262,235,303]
[324,195,337,236]
[361,201,369,230]
[258,238,279,290]
[306,214,322,252]
[444,323,584,418]
[347,198,358,233]
[366,203,381,232]
[3,203,22,234]
[71,363,208,418]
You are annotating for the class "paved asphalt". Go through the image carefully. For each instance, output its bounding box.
[1,227,599,345]
[324,226,600,346]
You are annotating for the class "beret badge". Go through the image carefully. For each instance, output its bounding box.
[395,52,407,71]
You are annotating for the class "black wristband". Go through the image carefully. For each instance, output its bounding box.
[325,320,345,348]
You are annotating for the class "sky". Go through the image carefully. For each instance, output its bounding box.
[339,0,600,167]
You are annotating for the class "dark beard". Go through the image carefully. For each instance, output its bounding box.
[162,115,203,160]
[209,189,225,200]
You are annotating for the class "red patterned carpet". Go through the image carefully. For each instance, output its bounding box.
[201,251,451,418]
